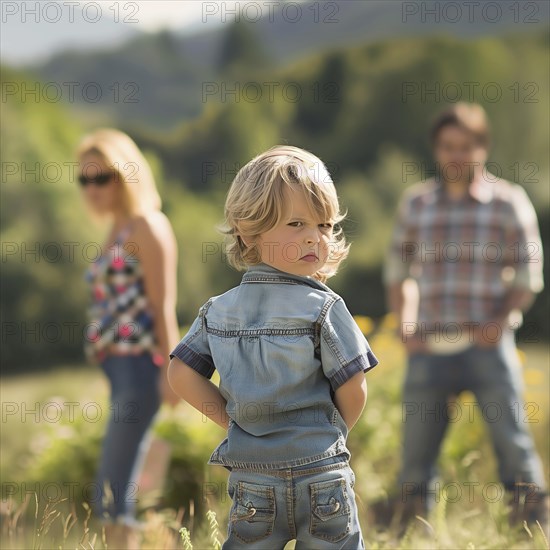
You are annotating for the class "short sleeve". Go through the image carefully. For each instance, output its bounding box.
[505,185,544,294]
[320,297,379,392]
[169,300,215,379]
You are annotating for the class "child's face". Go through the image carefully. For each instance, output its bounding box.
[253,184,334,277]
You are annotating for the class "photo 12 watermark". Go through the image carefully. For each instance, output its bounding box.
[2,81,140,105]
[1,1,140,24]
[201,158,341,184]
[401,2,541,24]
[2,400,143,424]
[401,480,544,504]
[402,399,541,424]
[402,81,539,104]
[201,1,340,24]
[1,240,139,264]
[1,481,139,505]
[401,160,540,184]
[1,161,140,185]
[202,81,340,104]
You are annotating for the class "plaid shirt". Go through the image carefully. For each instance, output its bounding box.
[383,175,544,330]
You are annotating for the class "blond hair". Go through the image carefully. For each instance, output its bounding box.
[217,145,350,283]
[76,128,161,224]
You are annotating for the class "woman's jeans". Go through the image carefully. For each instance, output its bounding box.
[222,454,365,549]
[399,331,547,510]
[93,352,161,526]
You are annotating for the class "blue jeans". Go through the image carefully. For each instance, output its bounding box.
[93,352,161,525]
[399,330,547,509]
[222,454,365,549]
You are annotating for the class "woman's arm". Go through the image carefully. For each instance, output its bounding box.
[167,357,229,429]
[333,371,368,431]
[133,213,181,406]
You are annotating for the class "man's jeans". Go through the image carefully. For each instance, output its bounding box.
[399,330,547,509]
[93,352,161,525]
[222,454,365,549]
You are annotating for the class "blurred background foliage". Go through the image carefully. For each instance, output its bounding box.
[1,17,549,372]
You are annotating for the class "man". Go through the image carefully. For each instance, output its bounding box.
[383,102,548,535]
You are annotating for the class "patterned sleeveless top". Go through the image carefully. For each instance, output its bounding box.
[83,221,164,367]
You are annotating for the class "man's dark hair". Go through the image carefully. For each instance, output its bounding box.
[430,102,491,150]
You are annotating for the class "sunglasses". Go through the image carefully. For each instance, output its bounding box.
[78,172,117,187]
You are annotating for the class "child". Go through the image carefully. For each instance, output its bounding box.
[168,145,379,549]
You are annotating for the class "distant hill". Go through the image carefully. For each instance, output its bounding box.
[200,0,550,63]
[7,1,550,67]
[18,0,550,131]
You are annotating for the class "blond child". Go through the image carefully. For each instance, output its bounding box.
[168,146,378,548]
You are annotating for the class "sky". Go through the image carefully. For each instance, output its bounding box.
[72,0,306,33]
[1,0,268,65]
[85,0,237,33]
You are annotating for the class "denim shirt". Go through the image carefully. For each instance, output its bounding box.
[169,262,379,470]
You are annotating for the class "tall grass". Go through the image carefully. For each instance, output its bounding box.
[1,314,548,549]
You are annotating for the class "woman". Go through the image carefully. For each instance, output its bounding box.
[76,128,180,548]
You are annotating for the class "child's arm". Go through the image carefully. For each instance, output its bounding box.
[333,371,368,431]
[167,357,229,429]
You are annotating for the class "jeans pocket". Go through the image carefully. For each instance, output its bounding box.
[229,480,275,543]
[309,476,351,542]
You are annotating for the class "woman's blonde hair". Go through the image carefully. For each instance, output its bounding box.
[217,145,350,283]
[76,128,161,224]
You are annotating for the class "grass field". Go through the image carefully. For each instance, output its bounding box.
[1,316,549,549]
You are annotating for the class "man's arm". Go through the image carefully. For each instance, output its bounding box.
[167,357,229,429]
[387,279,426,353]
[387,282,405,322]
[383,190,426,352]
[473,288,536,347]
[493,288,536,323]
[333,371,367,431]
[475,185,543,346]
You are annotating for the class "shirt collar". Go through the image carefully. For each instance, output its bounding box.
[434,172,493,204]
[241,262,332,292]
